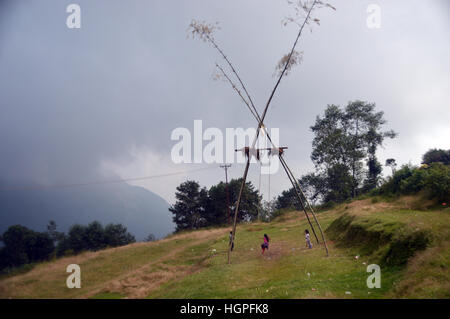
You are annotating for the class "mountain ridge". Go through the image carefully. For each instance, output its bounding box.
[0,182,175,240]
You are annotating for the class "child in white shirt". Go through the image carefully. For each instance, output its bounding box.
[305,229,312,249]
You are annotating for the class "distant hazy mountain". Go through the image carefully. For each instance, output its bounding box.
[0,183,174,241]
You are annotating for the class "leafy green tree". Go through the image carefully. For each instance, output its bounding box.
[169,180,208,231]
[205,179,260,224]
[324,163,354,203]
[67,224,87,253]
[205,181,229,226]
[0,225,54,270]
[57,222,135,256]
[276,187,300,210]
[422,149,450,165]
[26,232,55,262]
[276,173,326,210]
[1,225,33,267]
[227,178,261,222]
[145,233,156,242]
[84,221,106,251]
[364,157,382,192]
[170,179,261,230]
[310,101,396,202]
[104,223,135,247]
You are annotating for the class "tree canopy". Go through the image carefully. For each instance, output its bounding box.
[308,100,396,203]
[169,179,261,231]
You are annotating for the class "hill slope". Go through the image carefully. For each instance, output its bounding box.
[0,183,174,240]
[0,196,448,299]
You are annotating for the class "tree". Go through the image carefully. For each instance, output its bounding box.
[205,178,261,224]
[67,224,87,253]
[422,149,450,165]
[169,180,209,231]
[56,222,135,256]
[84,221,106,251]
[1,225,34,267]
[169,179,261,231]
[145,234,156,242]
[310,101,396,202]
[364,156,382,192]
[0,225,54,270]
[26,232,55,262]
[227,178,261,222]
[276,173,327,209]
[104,223,136,247]
[324,163,354,203]
[299,172,327,205]
[205,181,229,226]
[276,187,300,210]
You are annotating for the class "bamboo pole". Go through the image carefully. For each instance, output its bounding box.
[281,156,329,256]
[225,0,321,263]
[279,156,320,244]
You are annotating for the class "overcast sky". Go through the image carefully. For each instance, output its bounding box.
[0,0,449,203]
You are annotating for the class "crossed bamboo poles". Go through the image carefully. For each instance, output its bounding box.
[227,88,329,263]
[191,0,329,263]
[224,1,328,263]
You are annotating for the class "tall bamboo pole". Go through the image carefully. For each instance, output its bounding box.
[281,156,329,256]
[226,0,323,263]
[279,156,320,244]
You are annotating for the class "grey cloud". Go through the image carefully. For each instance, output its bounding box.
[0,0,448,201]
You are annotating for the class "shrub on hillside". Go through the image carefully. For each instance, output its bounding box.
[423,163,450,202]
[378,163,449,202]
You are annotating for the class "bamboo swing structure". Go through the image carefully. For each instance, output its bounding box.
[190,0,331,263]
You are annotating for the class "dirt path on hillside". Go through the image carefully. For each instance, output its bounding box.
[79,228,228,299]
[0,227,228,299]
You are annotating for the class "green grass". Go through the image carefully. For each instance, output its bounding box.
[147,212,405,299]
[1,197,448,299]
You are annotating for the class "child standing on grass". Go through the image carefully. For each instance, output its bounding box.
[261,234,270,254]
[305,229,312,249]
[229,231,234,251]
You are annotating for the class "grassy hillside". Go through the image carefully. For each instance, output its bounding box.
[0,196,448,299]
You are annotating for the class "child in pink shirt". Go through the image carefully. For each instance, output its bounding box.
[261,234,270,254]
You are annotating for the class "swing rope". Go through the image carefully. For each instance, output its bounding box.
[268,156,271,202]
[258,161,262,221]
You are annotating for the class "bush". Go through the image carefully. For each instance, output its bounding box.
[399,167,428,194]
[423,163,450,202]
[378,163,450,202]
[379,165,414,195]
